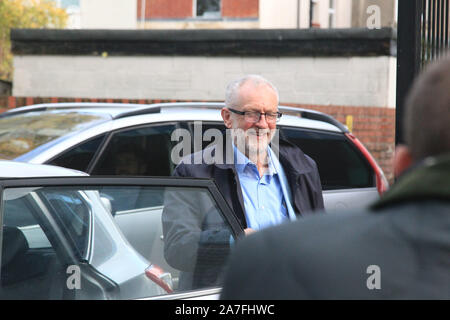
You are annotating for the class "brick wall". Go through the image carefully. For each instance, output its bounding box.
[137,0,259,19]
[141,0,193,19]
[284,103,396,184]
[222,0,258,18]
[0,96,395,184]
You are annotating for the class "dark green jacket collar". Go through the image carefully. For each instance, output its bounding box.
[371,153,450,210]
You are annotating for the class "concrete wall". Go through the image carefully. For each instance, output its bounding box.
[13,55,396,108]
[80,0,137,29]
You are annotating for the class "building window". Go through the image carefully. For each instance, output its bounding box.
[328,0,336,28]
[195,0,221,18]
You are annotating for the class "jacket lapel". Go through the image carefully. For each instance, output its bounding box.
[211,139,247,229]
[273,139,317,216]
[210,133,320,226]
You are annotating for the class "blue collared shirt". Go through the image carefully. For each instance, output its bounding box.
[233,144,296,231]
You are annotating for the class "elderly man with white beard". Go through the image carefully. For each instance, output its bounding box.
[221,75,323,235]
[161,75,324,291]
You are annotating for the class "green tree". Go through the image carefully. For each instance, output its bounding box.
[0,0,67,81]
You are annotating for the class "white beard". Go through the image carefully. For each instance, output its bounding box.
[231,127,276,164]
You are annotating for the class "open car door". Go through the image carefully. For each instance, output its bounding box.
[0,177,243,300]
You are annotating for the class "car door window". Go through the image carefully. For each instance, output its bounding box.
[91,124,177,177]
[1,178,242,300]
[188,122,375,190]
[0,188,91,299]
[99,184,238,296]
[38,188,91,259]
[280,126,374,190]
[48,134,106,172]
[0,110,109,160]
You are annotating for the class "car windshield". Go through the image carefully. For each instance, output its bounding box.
[0,110,109,159]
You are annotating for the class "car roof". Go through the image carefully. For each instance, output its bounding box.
[0,161,88,178]
[0,103,139,119]
[1,102,348,133]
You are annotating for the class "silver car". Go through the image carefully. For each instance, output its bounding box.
[0,102,388,207]
[0,102,388,282]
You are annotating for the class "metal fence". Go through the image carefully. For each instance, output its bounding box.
[422,0,450,65]
[396,0,450,144]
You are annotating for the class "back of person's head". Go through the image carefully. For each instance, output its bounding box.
[404,56,450,161]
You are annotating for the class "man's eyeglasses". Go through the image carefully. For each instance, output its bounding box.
[228,108,282,123]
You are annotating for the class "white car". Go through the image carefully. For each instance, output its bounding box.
[0,102,388,210]
[0,102,388,299]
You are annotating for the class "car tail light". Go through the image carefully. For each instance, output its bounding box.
[345,133,389,195]
[145,264,173,294]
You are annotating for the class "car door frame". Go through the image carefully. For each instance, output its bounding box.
[0,178,120,300]
[0,176,245,300]
[84,121,184,175]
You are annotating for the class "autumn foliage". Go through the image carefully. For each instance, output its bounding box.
[0,0,68,81]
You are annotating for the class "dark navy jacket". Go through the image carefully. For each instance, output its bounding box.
[162,135,324,290]
[173,137,324,229]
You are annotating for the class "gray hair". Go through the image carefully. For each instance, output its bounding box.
[225,75,279,109]
[404,57,450,161]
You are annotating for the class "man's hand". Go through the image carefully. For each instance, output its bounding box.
[244,228,256,236]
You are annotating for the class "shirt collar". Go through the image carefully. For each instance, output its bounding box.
[233,142,278,176]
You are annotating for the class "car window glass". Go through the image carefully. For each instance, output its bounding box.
[1,186,122,300]
[188,122,226,151]
[91,124,177,178]
[1,189,69,299]
[97,185,236,298]
[38,188,91,259]
[99,186,164,214]
[1,183,237,299]
[189,122,374,190]
[0,111,109,160]
[48,134,106,172]
[280,126,374,189]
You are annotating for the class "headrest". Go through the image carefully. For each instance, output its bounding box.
[1,226,29,267]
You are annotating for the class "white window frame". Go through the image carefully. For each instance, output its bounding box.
[193,0,222,19]
[311,0,320,28]
[328,0,336,28]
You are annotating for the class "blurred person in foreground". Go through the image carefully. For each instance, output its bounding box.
[221,58,450,300]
